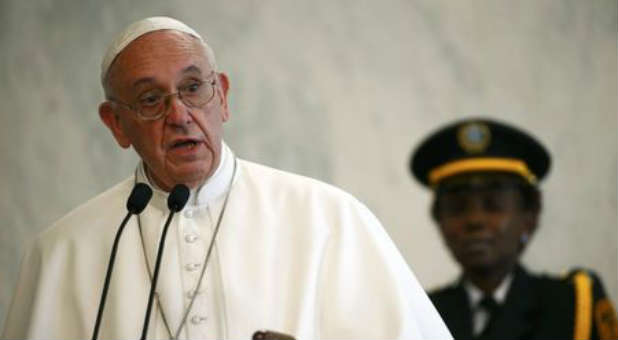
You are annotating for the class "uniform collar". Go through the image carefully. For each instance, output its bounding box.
[136,141,235,211]
[464,272,514,308]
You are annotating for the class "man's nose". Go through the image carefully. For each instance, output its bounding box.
[165,94,193,126]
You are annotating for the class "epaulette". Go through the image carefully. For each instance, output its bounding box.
[562,268,618,340]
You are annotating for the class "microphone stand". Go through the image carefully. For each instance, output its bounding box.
[92,183,152,340]
[141,184,189,340]
[140,211,175,340]
[91,212,132,340]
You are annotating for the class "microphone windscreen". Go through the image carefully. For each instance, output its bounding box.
[126,183,153,214]
[168,184,190,212]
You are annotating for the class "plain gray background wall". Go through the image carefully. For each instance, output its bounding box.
[1,0,616,332]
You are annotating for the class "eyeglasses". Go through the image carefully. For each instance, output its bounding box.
[110,73,218,121]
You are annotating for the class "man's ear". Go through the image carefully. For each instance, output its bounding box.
[99,102,131,149]
[216,72,231,122]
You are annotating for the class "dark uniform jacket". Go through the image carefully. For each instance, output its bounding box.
[429,265,618,340]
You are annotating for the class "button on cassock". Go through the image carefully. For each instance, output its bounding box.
[184,234,199,243]
[185,263,201,272]
[190,315,207,325]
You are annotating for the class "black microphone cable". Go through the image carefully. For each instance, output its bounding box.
[140,184,190,340]
[92,183,153,340]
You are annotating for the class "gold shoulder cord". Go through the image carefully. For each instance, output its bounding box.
[595,298,618,340]
[573,271,593,340]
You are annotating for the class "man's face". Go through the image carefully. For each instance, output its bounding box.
[433,173,537,275]
[99,30,230,191]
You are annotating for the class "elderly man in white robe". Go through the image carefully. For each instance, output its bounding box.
[2,17,451,340]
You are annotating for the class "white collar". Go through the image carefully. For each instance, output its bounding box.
[464,272,514,308]
[136,141,235,211]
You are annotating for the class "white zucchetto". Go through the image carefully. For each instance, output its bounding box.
[100,16,215,84]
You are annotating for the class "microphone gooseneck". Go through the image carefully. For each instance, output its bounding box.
[92,183,153,340]
[141,184,190,340]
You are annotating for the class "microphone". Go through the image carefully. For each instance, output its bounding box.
[252,330,296,340]
[92,183,152,340]
[141,184,190,340]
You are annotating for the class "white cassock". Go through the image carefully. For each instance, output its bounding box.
[2,142,451,339]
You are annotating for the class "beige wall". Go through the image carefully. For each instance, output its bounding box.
[1,0,616,331]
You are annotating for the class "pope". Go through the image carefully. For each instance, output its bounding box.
[2,16,451,340]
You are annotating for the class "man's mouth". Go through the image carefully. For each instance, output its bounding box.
[169,138,202,150]
[172,140,198,148]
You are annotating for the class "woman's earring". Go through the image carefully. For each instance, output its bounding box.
[520,233,529,245]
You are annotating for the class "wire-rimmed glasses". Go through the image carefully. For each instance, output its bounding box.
[110,72,218,121]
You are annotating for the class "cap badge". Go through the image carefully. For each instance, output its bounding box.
[457,122,491,154]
